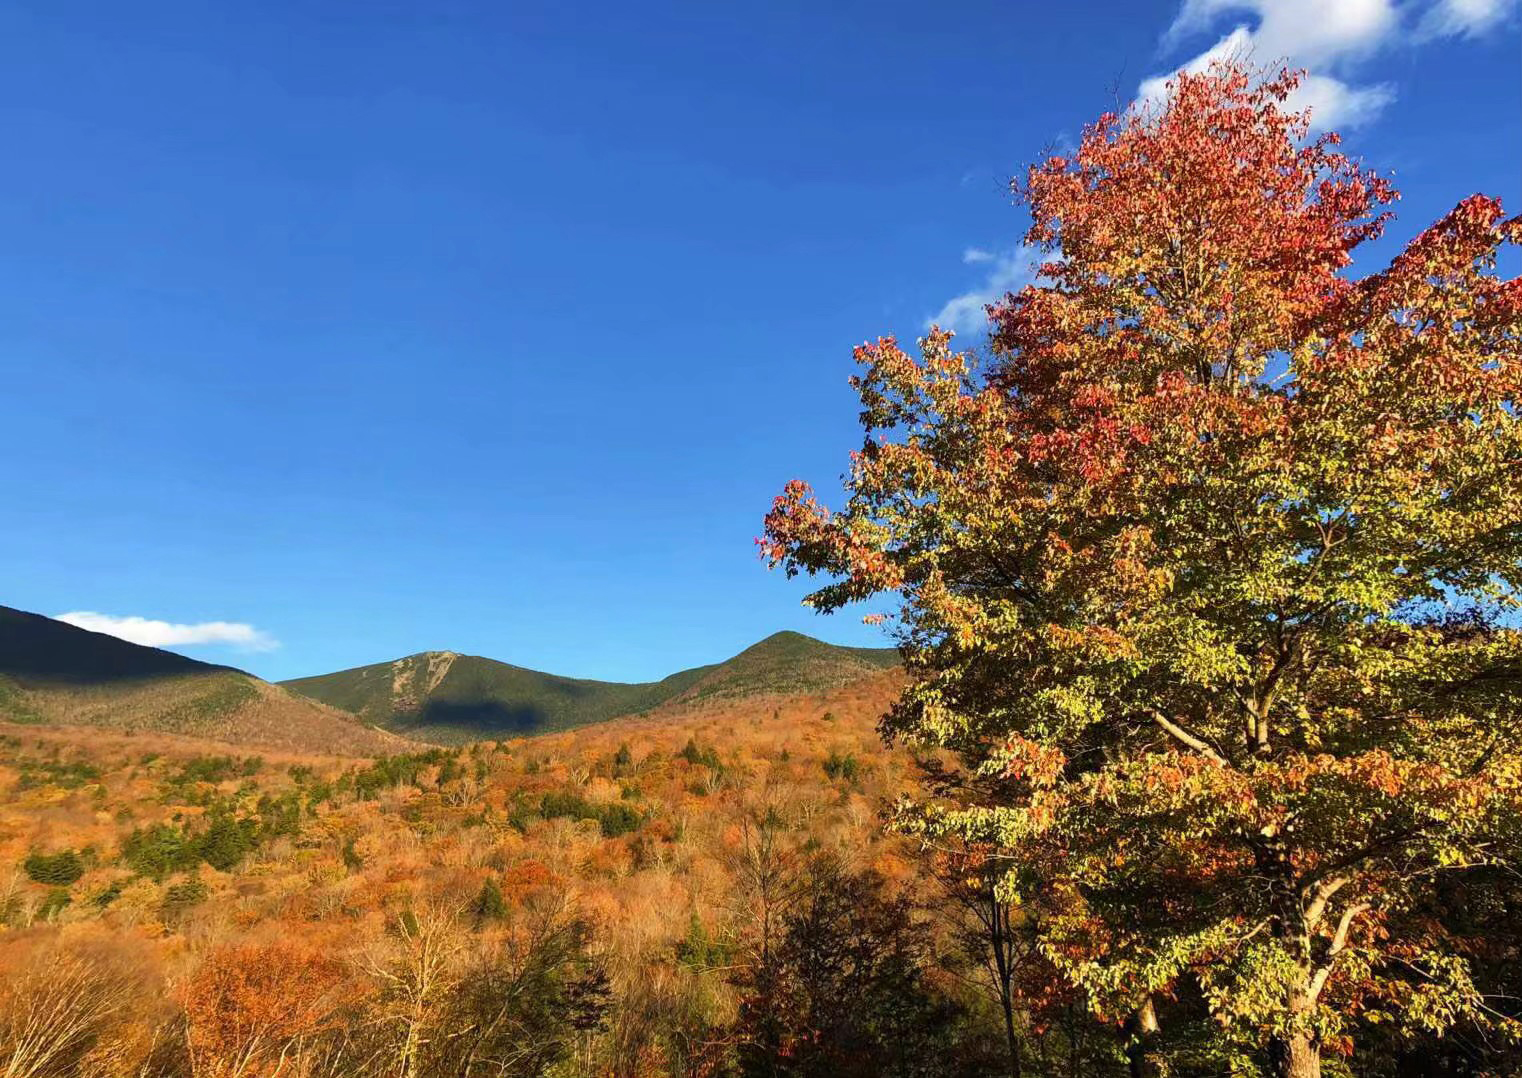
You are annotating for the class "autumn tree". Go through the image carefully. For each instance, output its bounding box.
[181,942,345,1078]
[762,64,1522,1078]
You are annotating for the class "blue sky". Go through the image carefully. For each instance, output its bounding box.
[2,0,1517,682]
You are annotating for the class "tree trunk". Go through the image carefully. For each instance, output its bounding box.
[989,903,1022,1078]
[1125,996,1161,1078]
[1259,842,1322,1078]
[1000,1004,1022,1078]
[1269,1032,1321,1078]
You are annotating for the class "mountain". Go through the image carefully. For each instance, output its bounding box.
[0,605,408,755]
[281,631,899,743]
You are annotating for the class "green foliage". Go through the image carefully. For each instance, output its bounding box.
[194,814,257,872]
[822,750,860,783]
[422,914,611,1077]
[172,754,262,786]
[676,911,732,971]
[162,874,209,918]
[24,848,86,885]
[538,789,594,822]
[121,813,259,877]
[473,877,508,921]
[353,749,456,799]
[256,791,304,840]
[539,790,644,838]
[504,797,534,833]
[36,887,71,919]
[737,859,967,1078]
[678,738,722,770]
[121,823,198,879]
[305,780,335,810]
[596,801,642,838]
[14,757,102,790]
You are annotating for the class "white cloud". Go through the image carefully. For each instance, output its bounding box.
[1142,0,1507,132]
[1138,25,1257,112]
[55,611,280,653]
[1285,70,1396,129]
[929,246,1044,337]
[1162,0,1397,67]
[1418,0,1518,37]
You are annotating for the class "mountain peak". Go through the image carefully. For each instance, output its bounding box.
[282,631,899,744]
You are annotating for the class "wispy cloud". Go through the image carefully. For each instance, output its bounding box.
[1417,0,1519,38]
[928,247,1044,337]
[55,611,280,653]
[1142,0,1513,131]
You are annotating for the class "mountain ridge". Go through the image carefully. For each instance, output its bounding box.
[281,630,898,744]
[0,604,408,755]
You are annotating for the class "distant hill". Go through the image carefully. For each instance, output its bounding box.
[0,605,408,755]
[666,631,900,704]
[281,631,899,744]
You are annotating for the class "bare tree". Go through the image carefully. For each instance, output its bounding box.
[362,903,464,1078]
[0,954,125,1078]
[726,800,802,977]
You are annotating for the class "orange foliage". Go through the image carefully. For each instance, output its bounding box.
[181,942,346,1077]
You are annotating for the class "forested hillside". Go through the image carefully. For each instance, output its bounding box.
[0,606,405,756]
[0,674,1074,1077]
[280,632,898,743]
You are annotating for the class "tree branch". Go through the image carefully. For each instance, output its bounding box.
[1307,901,1370,1004]
[1147,709,1230,766]
[1303,874,1350,932]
